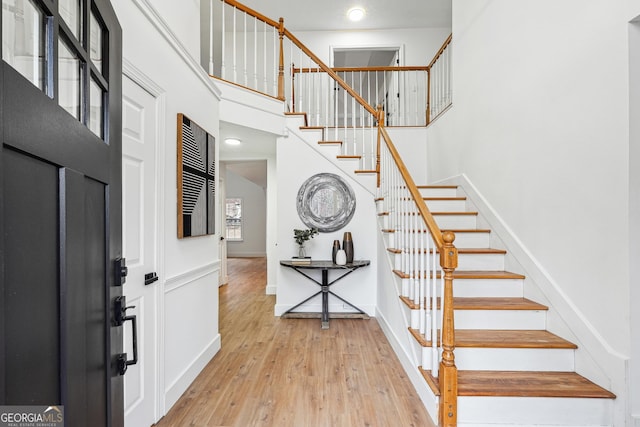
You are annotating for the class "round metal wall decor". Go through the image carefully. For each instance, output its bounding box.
[296,173,356,232]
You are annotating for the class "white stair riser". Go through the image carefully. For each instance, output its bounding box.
[393,252,505,271]
[434,215,477,229]
[446,232,491,248]
[455,309,547,330]
[453,278,524,298]
[419,188,458,198]
[383,230,491,249]
[454,348,575,371]
[424,199,467,211]
[403,306,547,331]
[457,396,613,426]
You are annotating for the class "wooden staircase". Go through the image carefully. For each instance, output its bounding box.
[380,185,616,425]
[285,112,616,425]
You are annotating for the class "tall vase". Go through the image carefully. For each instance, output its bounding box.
[332,240,341,264]
[342,232,354,264]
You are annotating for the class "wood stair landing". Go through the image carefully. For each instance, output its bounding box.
[420,369,616,398]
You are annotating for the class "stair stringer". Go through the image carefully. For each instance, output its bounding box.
[285,119,377,195]
[374,226,440,425]
[433,173,625,426]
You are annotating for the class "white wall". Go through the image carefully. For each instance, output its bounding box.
[295,28,451,67]
[112,0,221,416]
[427,0,631,422]
[150,0,201,61]
[225,168,267,257]
[629,7,640,425]
[275,128,378,317]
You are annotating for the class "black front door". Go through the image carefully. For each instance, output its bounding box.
[1,0,123,425]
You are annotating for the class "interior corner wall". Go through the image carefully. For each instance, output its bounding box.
[112,0,222,416]
[427,0,630,413]
[225,168,267,257]
[629,13,640,425]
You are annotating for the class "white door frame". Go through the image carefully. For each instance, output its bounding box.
[122,59,167,421]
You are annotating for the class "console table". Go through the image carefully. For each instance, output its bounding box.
[279,260,370,329]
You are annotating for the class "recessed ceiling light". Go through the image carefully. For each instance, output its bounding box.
[347,7,365,22]
[225,138,241,145]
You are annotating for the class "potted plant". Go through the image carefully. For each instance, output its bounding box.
[293,228,318,258]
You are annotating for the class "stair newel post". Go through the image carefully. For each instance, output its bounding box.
[439,230,458,427]
[277,17,285,101]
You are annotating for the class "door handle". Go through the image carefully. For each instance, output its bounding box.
[114,296,139,376]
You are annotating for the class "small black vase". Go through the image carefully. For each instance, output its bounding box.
[332,240,341,264]
[342,232,354,264]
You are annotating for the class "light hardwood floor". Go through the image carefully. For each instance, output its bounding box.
[154,257,435,427]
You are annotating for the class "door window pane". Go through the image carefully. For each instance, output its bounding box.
[225,198,243,241]
[58,40,81,120]
[2,0,46,90]
[89,77,103,138]
[58,0,81,41]
[89,10,103,73]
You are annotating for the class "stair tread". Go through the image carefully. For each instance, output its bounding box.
[382,228,491,234]
[454,297,547,310]
[441,228,491,234]
[392,269,525,280]
[300,126,324,130]
[420,369,615,398]
[455,329,577,348]
[417,185,458,189]
[387,247,506,254]
[355,170,377,174]
[337,155,361,159]
[284,112,307,126]
[409,328,576,349]
[318,140,342,145]
[400,296,547,311]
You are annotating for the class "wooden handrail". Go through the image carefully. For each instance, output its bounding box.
[283,28,378,118]
[428,33,452,70]
[293,66,429,73]
[222,0,280,28]
[378,126,445,249]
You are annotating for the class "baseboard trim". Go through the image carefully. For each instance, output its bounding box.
[375,308,439,423]
[265,284,277,295]
[164,333,221,411]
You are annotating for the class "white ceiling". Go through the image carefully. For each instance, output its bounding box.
[237,0,452,32]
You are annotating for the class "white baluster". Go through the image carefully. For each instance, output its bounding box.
[208,0,214,74]
[253,18,257,89]
[232,6,237,83]
[263,20,267,93]
[243,11,247,86]
[272,26,277,96]
[221,2,226,79]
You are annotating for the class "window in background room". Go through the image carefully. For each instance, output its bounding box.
[225,198,243,241]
